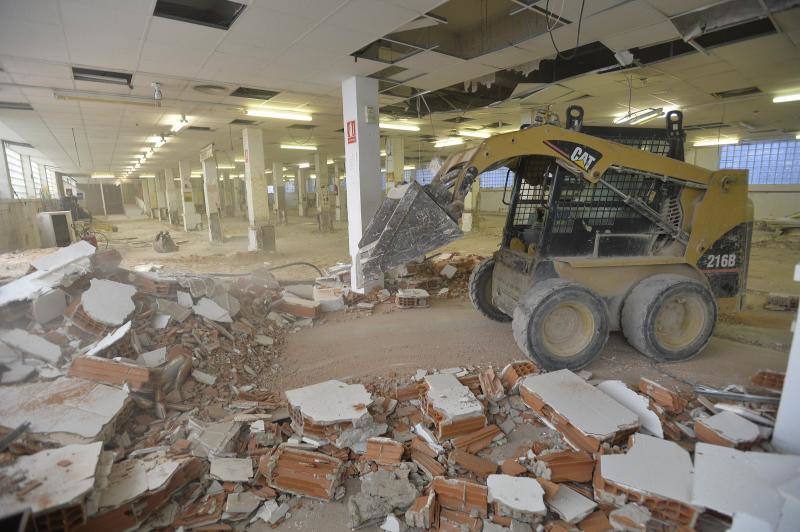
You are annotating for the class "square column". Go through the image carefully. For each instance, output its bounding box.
[342,76,382,291]
[462,178,480,232]
[297,168,307,217]
[232,176,242,218]
[140,179,152,216]
[148,177,158,218]
[334,162,342,221]
[273,162,287,223]
[164,167,180,225]
[155,172,167,220]
[200,145,224,243]
[315,152,333,232]
[242,127,271,250]
[178,160,201,230]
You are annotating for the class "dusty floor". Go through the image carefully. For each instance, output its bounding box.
[4,210,798,532]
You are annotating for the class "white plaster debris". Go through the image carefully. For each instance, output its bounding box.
[31,240,96,272]
[487,474,546,519]
[1,359,37,384]
[189,420,241,458]
[225,491,263,514]
[698,411,760,444]
[96,451,193,510]
[82,279,137,326]
[285,379,373,425]
[210,457,253,482]
[598,380,663,438]
[255,334,274,346]
[193,297,232,323]
[424,373,484,422]
[520,370,639,440]
[0,328,61,364]
[692,443,800,528]
[600,433,693,505]
[609,503,651,531]
[547,485,597,524]
[32,288,67,324]
[192,369,217,386]
[0,340,18,364]
[0,254,92,308]
[156,298,192,322]
[313,289,345,312]
[439,264,457,279]
[177,290,193,308]
[778,477,800,532]
[137,346,167,368]
[0,377,130,444]
[211,288,240,318]
[381,513,408,532]
[151,313,170,329]
[0,442,104,520]
[253,499,291,524]
[86,321,131,357]
[413,423,444,453]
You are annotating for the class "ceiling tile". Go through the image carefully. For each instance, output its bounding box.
[0,18,69,63]
[325,0,419,35]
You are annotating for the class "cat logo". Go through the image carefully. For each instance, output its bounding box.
[543,140,603,172]
[570,146,597,171]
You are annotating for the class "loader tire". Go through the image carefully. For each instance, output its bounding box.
[469,258,511,323]
[621,274,716,362]
[512,279,609,370]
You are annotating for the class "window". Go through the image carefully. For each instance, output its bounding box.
[5,149,26,198]
[285,180,296,193]
[480,166,513,189]
[31,162,42,197]
[46,167,59,199]
[719,140,800,184]
[414,168,434,185]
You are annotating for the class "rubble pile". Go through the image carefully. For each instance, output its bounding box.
[0,243,797,531]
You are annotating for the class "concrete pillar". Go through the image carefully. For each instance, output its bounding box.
[99,181,108,216]
[201,146,224,243]
[273,161,287,223]
[242,127,271,250]
[315,152,334,232]
[164,168,180,224]
[342,75,382,290]
[178,160,201,230]
[219,170,229,216]
[55,172,66,198]
[386,136,404,189]
[297,167,307,217]
[774,263,800,453]
[334,162,342,221]
[231,175,242,218]
[140,179,152,217]
[462,178,480,232]
[314,152,327,210]
[148,177,159,218]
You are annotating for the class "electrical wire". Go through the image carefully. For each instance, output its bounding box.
[545,0,585,61]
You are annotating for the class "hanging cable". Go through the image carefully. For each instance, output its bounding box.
[545,0,585,61]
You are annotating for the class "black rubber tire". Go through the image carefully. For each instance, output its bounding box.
[621,274,717,362]
[512,278,609,370]
[469,258,511,323]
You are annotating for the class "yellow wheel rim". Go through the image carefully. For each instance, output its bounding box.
[540,302,595,358]
[654,293,706,350]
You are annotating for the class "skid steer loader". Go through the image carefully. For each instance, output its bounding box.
[358,106,752,370]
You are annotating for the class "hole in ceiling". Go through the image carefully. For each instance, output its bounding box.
[187,126,213,131]
[230,118,259,125]
[194,84,228,95]
[229,86,281,100]
[72,67,133,87]
[153,0,246,30]
[684,122,731,131]
[442,117,472,123]
[712,86,762,99]
[0,102,34,111]
[370,65,409,81]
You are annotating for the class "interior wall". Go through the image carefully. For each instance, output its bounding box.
[0,199,43,252]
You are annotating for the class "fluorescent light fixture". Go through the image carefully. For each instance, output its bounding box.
[265,169,272,174]
[281,144,317,151]
[91,173,115,179]
[403,164,416,170]
[309,174,316,179]
[614,107,663,125]
[693,138,739,147]
[459,129,490,139]
[154,136,167,149]
[171,115,189,133]
[246,108,312,121]
[285,174,295,178]
[380,150,387,156]
[379,122,420,132]
[234,157,245,162]
[326,158,334,164]
[434,137,464,148]
[796,133,800,139]
[773,93,800,103]
[282,166,288,171]
[217,164,236,169]
[298,162,311,168]
[139,174,156,178]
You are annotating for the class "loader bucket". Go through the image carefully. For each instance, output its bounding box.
[358,181,463,278]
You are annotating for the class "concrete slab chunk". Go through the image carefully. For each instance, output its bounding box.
[285,379,373,426]
[487,474,546,521]
[210,457,253,482]
[600,433,693,505]
[547,485,597,524]
[31,240,96,272]
[696,411,760,447]
[32,288,67,324]
[225,491,263,514]
[82,279,137,326]
[0,377,130,444]
[86,321,131,357]
[692,443,800,528]
[0,442,103,520]
[424,373,484,422]
[0,328,61,364]
[193,297,232,323]
[137,347,167,368]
